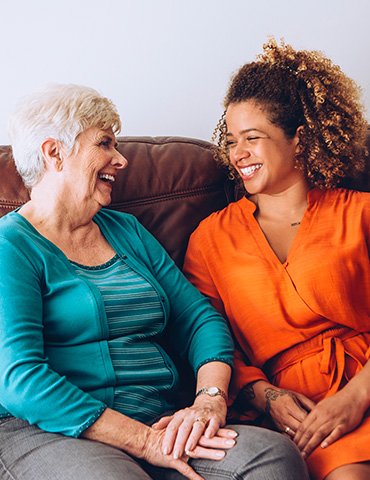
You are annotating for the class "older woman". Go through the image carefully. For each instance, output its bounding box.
[184,39,370,480]
[0,84,307,480]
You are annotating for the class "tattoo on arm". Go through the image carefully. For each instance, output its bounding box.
[233,381,260,412]
[264,387,307,415]
[241,382,258,401]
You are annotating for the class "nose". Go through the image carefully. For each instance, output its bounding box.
[112,149,128,170]
[230,142,250,164]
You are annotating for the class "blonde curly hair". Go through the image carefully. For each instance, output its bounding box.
[213,38,368,189]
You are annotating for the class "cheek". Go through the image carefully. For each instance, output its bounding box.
[228,149,238,166]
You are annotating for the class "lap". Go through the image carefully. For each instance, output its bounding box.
[0,419,308,480]
[145,425,309,480]
[0,417,151,480]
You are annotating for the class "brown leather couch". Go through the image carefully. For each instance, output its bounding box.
[1,134,369,268]
[0,136,238,269]
[0,133,370,407]
[0,136,238,406]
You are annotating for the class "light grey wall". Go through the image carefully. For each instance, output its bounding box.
[1,0,369,145]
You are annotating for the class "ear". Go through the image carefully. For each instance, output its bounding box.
[294,126,304,155]
[41,138,63,171]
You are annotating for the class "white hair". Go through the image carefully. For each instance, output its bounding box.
[7,83,121,189]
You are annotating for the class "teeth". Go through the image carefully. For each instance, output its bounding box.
[98,173,115,182]
[240,164,262,176]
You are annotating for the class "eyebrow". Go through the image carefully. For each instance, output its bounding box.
[226,128,264,137]
[98,134,118,147]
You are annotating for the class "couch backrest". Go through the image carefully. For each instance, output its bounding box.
[0,136,236,268]
[0,132,369,269]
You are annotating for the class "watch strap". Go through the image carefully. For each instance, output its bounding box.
[195,387,227,401]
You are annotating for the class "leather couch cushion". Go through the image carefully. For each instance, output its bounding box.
[0,136,234,268]
[0,132,369,268]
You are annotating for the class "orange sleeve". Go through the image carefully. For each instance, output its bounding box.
[183,230,226,318]
[229,349,268,402]
[185,228,268,401]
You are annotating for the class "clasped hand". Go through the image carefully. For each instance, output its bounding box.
[265,385,366,459]
[146,396,237,480]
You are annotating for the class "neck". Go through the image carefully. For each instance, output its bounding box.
[250,180,311,224]
[20,180,99,237]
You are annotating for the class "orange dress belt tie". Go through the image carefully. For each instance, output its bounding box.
[264,326,363,398]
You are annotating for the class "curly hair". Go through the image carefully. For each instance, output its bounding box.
[213,38,368,189]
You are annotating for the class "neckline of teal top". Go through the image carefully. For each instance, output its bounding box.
[70,253,120,270]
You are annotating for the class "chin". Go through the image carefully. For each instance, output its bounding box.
[97,196,112,208]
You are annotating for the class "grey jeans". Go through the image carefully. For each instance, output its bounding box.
[0,417,309,480]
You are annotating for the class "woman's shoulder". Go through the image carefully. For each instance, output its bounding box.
[316,187,370,208]
[195,196,251,231]
[95,208,141,231]
[0,210,34,241]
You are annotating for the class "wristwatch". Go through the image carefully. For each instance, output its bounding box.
[195,386,227,401]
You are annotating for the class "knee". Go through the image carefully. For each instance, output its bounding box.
[229,425,309,479]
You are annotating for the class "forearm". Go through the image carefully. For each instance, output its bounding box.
[81,408,152,458]
[235,379,275,413]
[195,361,231,395]
[192,361,231,421]
[340,357,370,413]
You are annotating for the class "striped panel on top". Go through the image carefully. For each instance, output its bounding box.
[70,254,176,422]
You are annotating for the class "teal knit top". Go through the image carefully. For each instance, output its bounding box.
[0,209,233,437]
[70,254,173,422]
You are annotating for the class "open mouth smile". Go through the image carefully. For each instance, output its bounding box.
[98,173,115,183]
[240,164,262,176]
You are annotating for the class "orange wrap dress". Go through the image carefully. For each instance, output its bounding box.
[183,187,370,479]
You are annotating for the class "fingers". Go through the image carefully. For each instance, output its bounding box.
[186,445,226,461]
[161,414,210,458]
[184,418,209,454]
[160,411,227,459]
[295,426,327,459]
[184,423,238,455]
[295,422,348,459]
[152,415,172,430]
[208,427,239,439]
[162,421,237,461]
[296,393,315,412]
[196,432,237,451]
[282,425,296,438]
[319,426,345,449]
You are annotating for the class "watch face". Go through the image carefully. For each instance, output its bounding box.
[208,387,219,395]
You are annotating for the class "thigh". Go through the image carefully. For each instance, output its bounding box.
[147,425,309,480]
[0,417,152,480]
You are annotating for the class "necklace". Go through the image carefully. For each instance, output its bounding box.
[291,221,301,227]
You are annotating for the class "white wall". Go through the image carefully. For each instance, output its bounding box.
[0,0,369,145]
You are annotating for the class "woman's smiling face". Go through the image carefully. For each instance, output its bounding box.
[225,101,304,196]
[61,126,127,209]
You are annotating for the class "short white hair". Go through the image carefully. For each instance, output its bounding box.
[8,83,122,189]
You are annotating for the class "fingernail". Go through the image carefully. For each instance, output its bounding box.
[321,442,328,449]
[173,449,180,459]
[226,439,235,446]
[216,451,225,459]
[163,446,169,455]
[302,452,307,459]
[228,430,238,438]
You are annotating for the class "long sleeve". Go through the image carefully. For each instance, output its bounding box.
[97,210,235,374]
[0,209,234,437]
[0,227,106,437]
[183,223,266,394]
